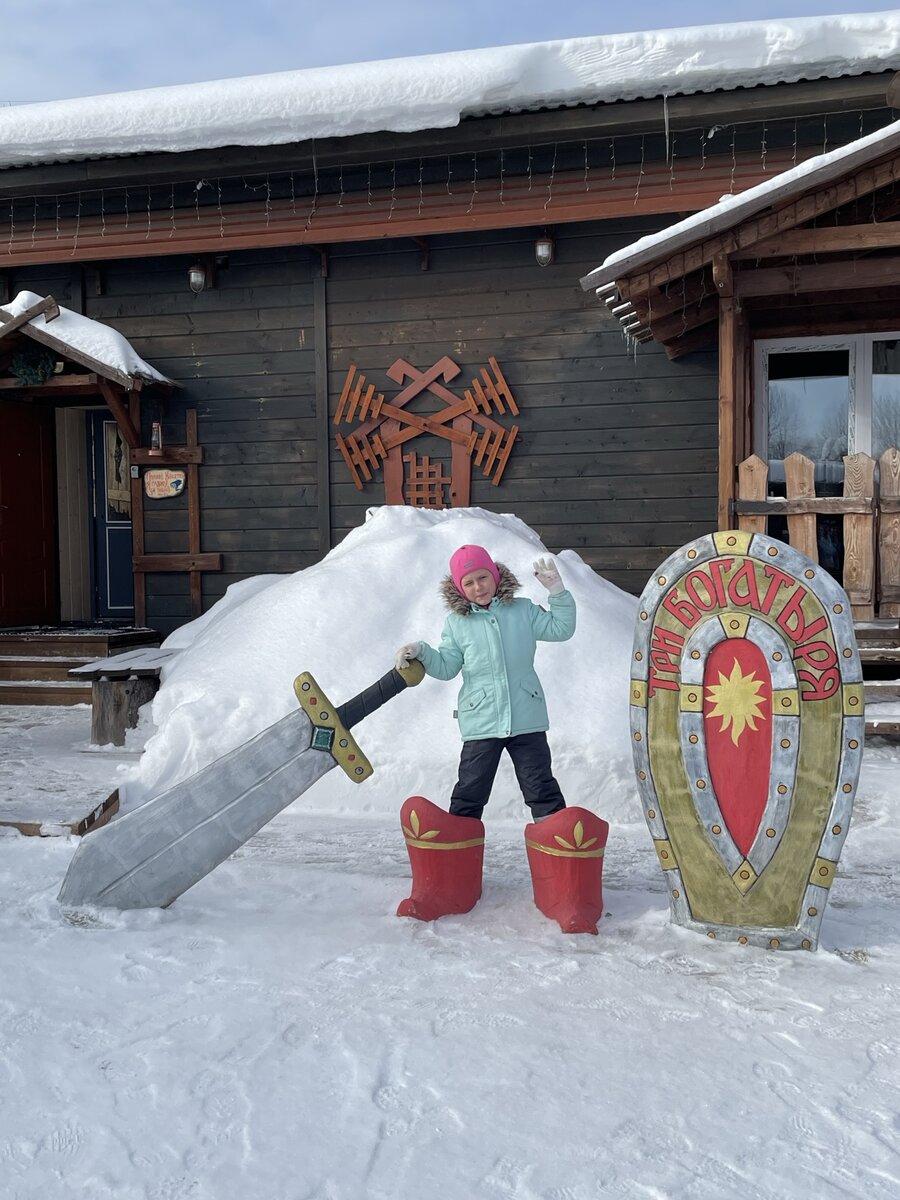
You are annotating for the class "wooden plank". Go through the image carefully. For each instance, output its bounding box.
[784,452,818,563]
[131,446,203,464]
[736,454,768,534]
[843,452,876,620]
[734,255,900,299]
[879,447,900,619]
[133,553,223,573]
[732,222,900,258]
[735,497,874,516]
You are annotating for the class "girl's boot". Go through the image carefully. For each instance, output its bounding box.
[397,796,485,921]
[524,807,609,934]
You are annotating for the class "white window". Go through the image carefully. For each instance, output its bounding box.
[754,333,900,484]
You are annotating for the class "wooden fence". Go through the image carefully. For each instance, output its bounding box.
[733,449,900,622]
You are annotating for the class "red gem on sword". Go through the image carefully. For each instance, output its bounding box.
[702,638,772,857]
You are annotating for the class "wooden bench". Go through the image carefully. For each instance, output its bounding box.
[69,647,180,746]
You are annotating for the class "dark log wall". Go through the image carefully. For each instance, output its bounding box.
[326,220,717,596]
[14,221,716,635]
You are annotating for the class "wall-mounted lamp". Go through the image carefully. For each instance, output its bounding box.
[534,231,555,268]
[188,261,208,293]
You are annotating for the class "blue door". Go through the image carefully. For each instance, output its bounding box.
[88,412,134,619]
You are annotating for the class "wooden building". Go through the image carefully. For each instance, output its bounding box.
[582,108,900,626]
[1,22,900,637]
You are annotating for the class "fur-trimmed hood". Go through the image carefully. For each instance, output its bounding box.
[440,562,520,616]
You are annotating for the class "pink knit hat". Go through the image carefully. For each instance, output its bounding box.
[450,545,500,594]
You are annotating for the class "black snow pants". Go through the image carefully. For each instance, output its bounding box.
[449,731,566,822]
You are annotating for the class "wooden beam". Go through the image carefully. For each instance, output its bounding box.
[732,221,900,258]
[98,377,140,449]
[618,152,900,299]
[0,295,59,338]
[662,323,718,359]
[734,254,900,298]
[0,147,808,271]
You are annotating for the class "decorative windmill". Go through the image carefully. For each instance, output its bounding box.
[333,354,520,507]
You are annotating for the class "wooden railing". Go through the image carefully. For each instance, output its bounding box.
[733,449,900,621]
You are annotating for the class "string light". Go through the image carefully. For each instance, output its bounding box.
[290,170,297,216]
[7,200,13,256]
[446,154,453,197]
[610,136,616,181]
[145,185,152,240]
[306,149,319,230]
[388,158,397,221]
[70,193,81,256]
[730,127,737,193]
[669,134,676,192]
[526,146,533,192]
[634,136,646,207]
[583,140,590,192]
[217,179,225,238]
[466,151,478,215]
[168,184,176,239]
[761,122,767,172]
[792,119,799,166]
[417,157,424,215]
[543,143,557,212]
[31,197,37,247]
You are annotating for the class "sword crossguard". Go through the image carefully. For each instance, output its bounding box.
[293,672,373,783]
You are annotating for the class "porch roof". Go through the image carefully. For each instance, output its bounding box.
[0,292,174,391]
[580,113,900,358]
[581,114,900,295]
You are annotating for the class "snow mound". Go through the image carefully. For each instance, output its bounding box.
[122,506,640,824]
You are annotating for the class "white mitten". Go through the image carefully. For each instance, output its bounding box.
[533,557,564,595]
[394,643,421,671]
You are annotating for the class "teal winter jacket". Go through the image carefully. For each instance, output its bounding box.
[416,563,576,741]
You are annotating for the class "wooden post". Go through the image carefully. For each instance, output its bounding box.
[313,274,332,554]
[843,452,876,621]
[879,447,900,619]
[128,389,146,627]
[186,409,202,619]
[784,452,818,563]
[717,295,737,530]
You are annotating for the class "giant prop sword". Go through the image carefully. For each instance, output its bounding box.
[58,661,425,910]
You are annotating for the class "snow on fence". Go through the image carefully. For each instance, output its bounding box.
[734,449,900,622]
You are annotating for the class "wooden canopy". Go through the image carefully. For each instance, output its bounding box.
[580,115,900,528]
[0,294,174,449]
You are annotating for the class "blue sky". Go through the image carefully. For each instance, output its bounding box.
[5,0,899,102]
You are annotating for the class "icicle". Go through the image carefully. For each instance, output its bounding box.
[663,93,671,164]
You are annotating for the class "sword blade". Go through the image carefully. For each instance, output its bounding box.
[58,708,332,910]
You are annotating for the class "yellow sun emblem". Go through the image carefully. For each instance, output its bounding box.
[705,658,768,746]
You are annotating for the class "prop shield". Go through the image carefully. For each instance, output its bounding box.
[630,531,863,951]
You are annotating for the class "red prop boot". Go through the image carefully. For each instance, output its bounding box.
[397,796,485,921]
[524,807,609,934]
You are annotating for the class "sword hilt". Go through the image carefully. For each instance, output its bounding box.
[293,660,425,784]
[337,661,425,730]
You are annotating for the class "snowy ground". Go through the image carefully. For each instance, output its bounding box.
[2,701,900,1200]
[4,508,900,1198]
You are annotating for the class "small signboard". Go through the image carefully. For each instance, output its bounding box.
[144,469,186,499]
[631,530,863,951]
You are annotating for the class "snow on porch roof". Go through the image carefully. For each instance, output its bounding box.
[1,12,900,169]
[0,292,174,390]
[580,112,900,294]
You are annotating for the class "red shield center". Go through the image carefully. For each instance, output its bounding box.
[702,638,772,857]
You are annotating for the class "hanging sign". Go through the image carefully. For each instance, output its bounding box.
[630,530,863,951]
[144,468,186,498]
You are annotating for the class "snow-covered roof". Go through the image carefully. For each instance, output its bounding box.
[0,291,173,388]
[580,112,900,292]
[2,12,900,170]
